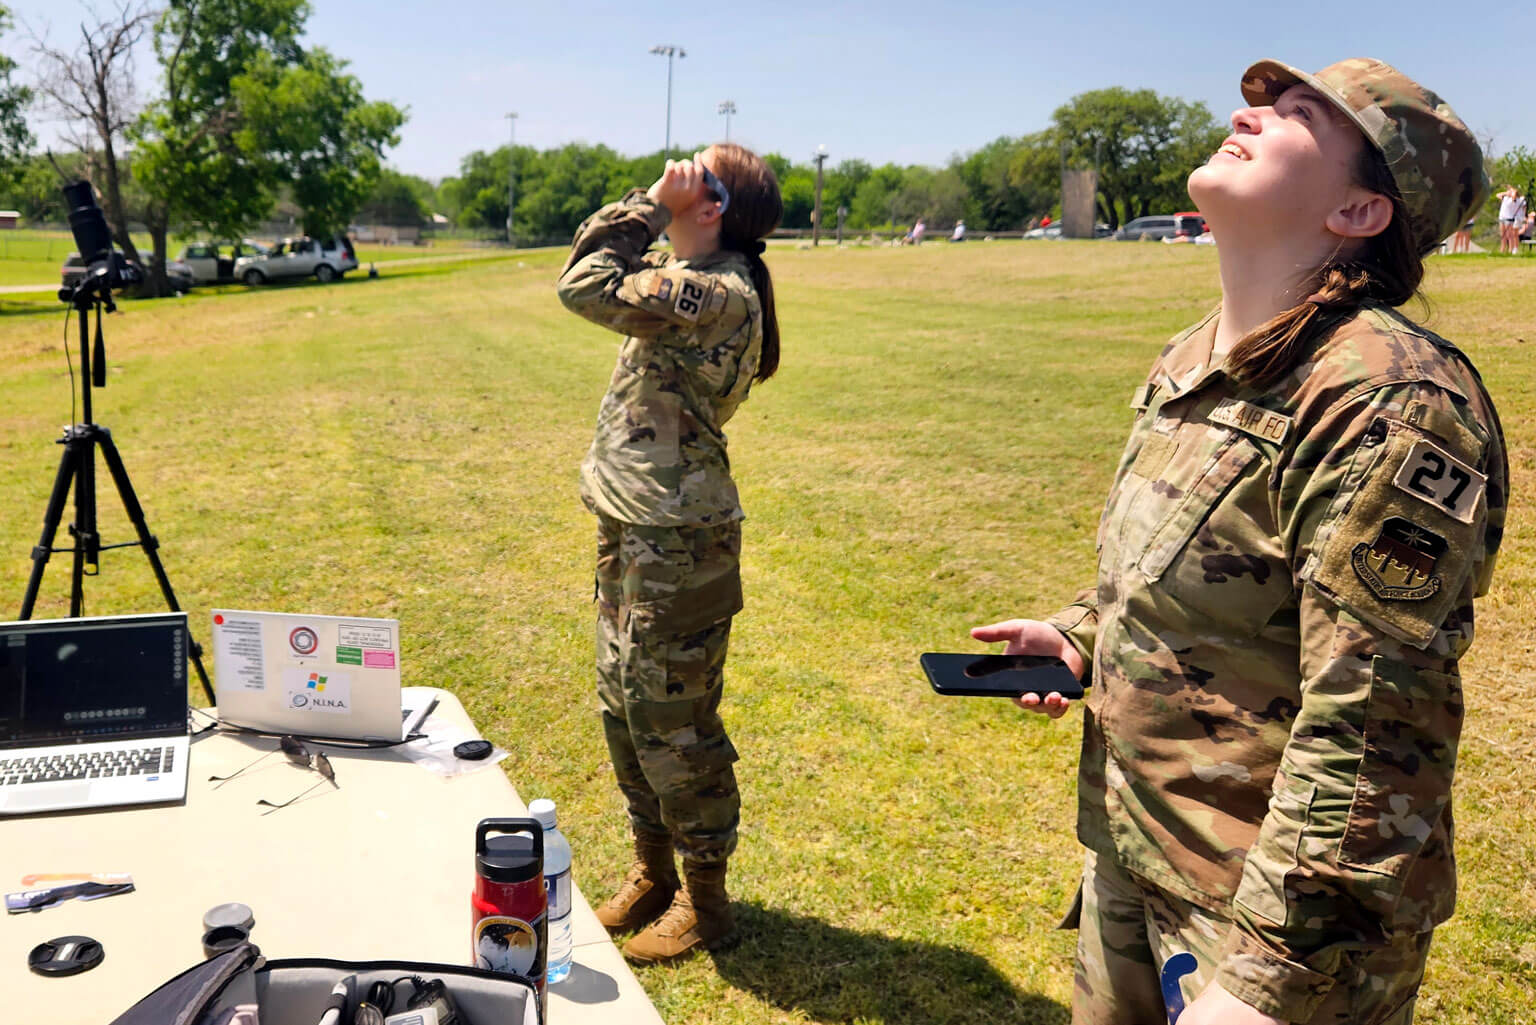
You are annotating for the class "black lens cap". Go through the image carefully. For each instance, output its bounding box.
[29,935,104,976]
[453,739,493,761]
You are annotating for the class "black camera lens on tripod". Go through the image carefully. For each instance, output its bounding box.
[60,180,139,299]
[63,180,113,268]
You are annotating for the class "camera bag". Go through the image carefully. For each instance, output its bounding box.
[105,942,541,1025]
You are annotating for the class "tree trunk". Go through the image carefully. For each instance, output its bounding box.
[146,214,171,297]
[96,126,143,270]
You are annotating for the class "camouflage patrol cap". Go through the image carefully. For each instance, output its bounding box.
[1240,58,1489,254]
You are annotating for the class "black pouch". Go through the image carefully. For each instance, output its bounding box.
[107,944,542,1025]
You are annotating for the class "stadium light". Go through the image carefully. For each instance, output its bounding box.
[649,45,686,161]
[505,112,518,247]
[717,100,736,142]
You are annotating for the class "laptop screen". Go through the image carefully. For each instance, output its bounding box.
[0,614,187,748]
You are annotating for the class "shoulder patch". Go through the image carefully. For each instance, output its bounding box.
[1351,517,1447,601]
[673,278,711,321]
[1307,420,1483,648]
[1390,438,1486,524]
[1208,398,1293,445]
[651,275,673,301]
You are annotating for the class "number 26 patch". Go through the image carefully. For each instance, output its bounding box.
[1392,438,1486,524]
[674,279,708,321]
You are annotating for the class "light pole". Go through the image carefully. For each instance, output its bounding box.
[505,112,518,247]
[717,100,736,142]
[649,45,685,161]
[811,144,828,247]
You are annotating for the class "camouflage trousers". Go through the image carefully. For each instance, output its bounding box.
[1070,850,1431,1025]
[594,514,743,866]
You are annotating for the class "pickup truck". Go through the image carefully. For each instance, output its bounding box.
[233,235,359,285]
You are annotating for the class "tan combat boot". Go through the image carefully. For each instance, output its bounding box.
[594,832,679,933]
[622,861,736,964]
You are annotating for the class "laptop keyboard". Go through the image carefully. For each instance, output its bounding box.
[0,746,174,786]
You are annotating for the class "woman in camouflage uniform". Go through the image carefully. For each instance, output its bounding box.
[974,60,1505,1024]
[557,145,782,964]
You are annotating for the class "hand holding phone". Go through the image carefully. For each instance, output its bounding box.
[921,652,1085,699]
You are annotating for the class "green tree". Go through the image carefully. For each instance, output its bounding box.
[955,137,1049,230]
[134,0,309,293]
[356,168,430,226]
[31,3,155,270]
[236,47,405,237]
[0,6,31,192]
[2,152,84,222]
[849,163,905,230]
[1051,87,1224,228]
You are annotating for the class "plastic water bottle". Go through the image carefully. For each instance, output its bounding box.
[528,798,573,984]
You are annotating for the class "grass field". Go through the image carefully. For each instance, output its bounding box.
[0,240,1531,1024]
[0,228,508,294]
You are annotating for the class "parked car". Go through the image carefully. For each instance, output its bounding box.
[176,240,269,285]
[60,252,196,293]
[1111,213,1206,241]
[1023,225,1063,240]
[233,235,358,285]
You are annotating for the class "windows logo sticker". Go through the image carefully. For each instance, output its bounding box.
[307,673,327,692]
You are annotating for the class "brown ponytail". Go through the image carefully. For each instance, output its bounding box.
[710,143,783,382]
[1226,142,1425,391]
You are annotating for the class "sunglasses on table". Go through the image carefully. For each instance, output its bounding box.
[208,734,340,811]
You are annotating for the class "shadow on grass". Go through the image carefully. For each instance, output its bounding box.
[708,903,1069,1025]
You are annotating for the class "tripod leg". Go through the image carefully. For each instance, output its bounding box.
[19,433,82,620]
[95,428,216,706]
[70,426,99,617]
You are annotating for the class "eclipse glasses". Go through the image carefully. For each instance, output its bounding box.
[700,166,730,216]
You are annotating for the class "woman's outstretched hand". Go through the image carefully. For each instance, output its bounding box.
[647,156,705,217]
[1175,982,1286,1025]
[969,619,1086,718]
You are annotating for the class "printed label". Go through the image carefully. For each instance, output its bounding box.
[217,618,266,691]
[362,649,396,669]
[1391,438,1485,524]
[674,279,707,320]
[473,915,541,975]
[545,868,571,920]
[280,668,353,714]
[1208,399,1292,445]
[336,646,362,666]
[338,623,393,649]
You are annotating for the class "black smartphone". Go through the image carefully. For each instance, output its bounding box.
[920,652,1085,699]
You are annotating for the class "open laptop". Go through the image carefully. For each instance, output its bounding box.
[0,612,191,816]
[211,610,424,742]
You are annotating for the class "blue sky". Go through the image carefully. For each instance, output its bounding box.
[14,1,1536,182]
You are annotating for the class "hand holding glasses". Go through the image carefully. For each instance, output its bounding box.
[207,735,339,811]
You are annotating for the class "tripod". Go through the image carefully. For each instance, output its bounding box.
[18,277,215,704]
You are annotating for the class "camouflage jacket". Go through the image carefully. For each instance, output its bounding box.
[1047,306,1507,1021]
[557,190,764,527]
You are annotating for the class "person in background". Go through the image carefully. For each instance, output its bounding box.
[1495,184,1519,253]
[556,144,783,964]
[951,219,967,242]
[1451,214,1474,253]
[972,58,1503,1025]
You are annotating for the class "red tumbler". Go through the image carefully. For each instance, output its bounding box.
[471,818,547,1013]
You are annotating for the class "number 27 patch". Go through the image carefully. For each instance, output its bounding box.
[1392,438,1486,524]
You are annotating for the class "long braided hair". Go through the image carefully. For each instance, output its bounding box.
[1226,141,1425,391]
[710,143,783,382]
